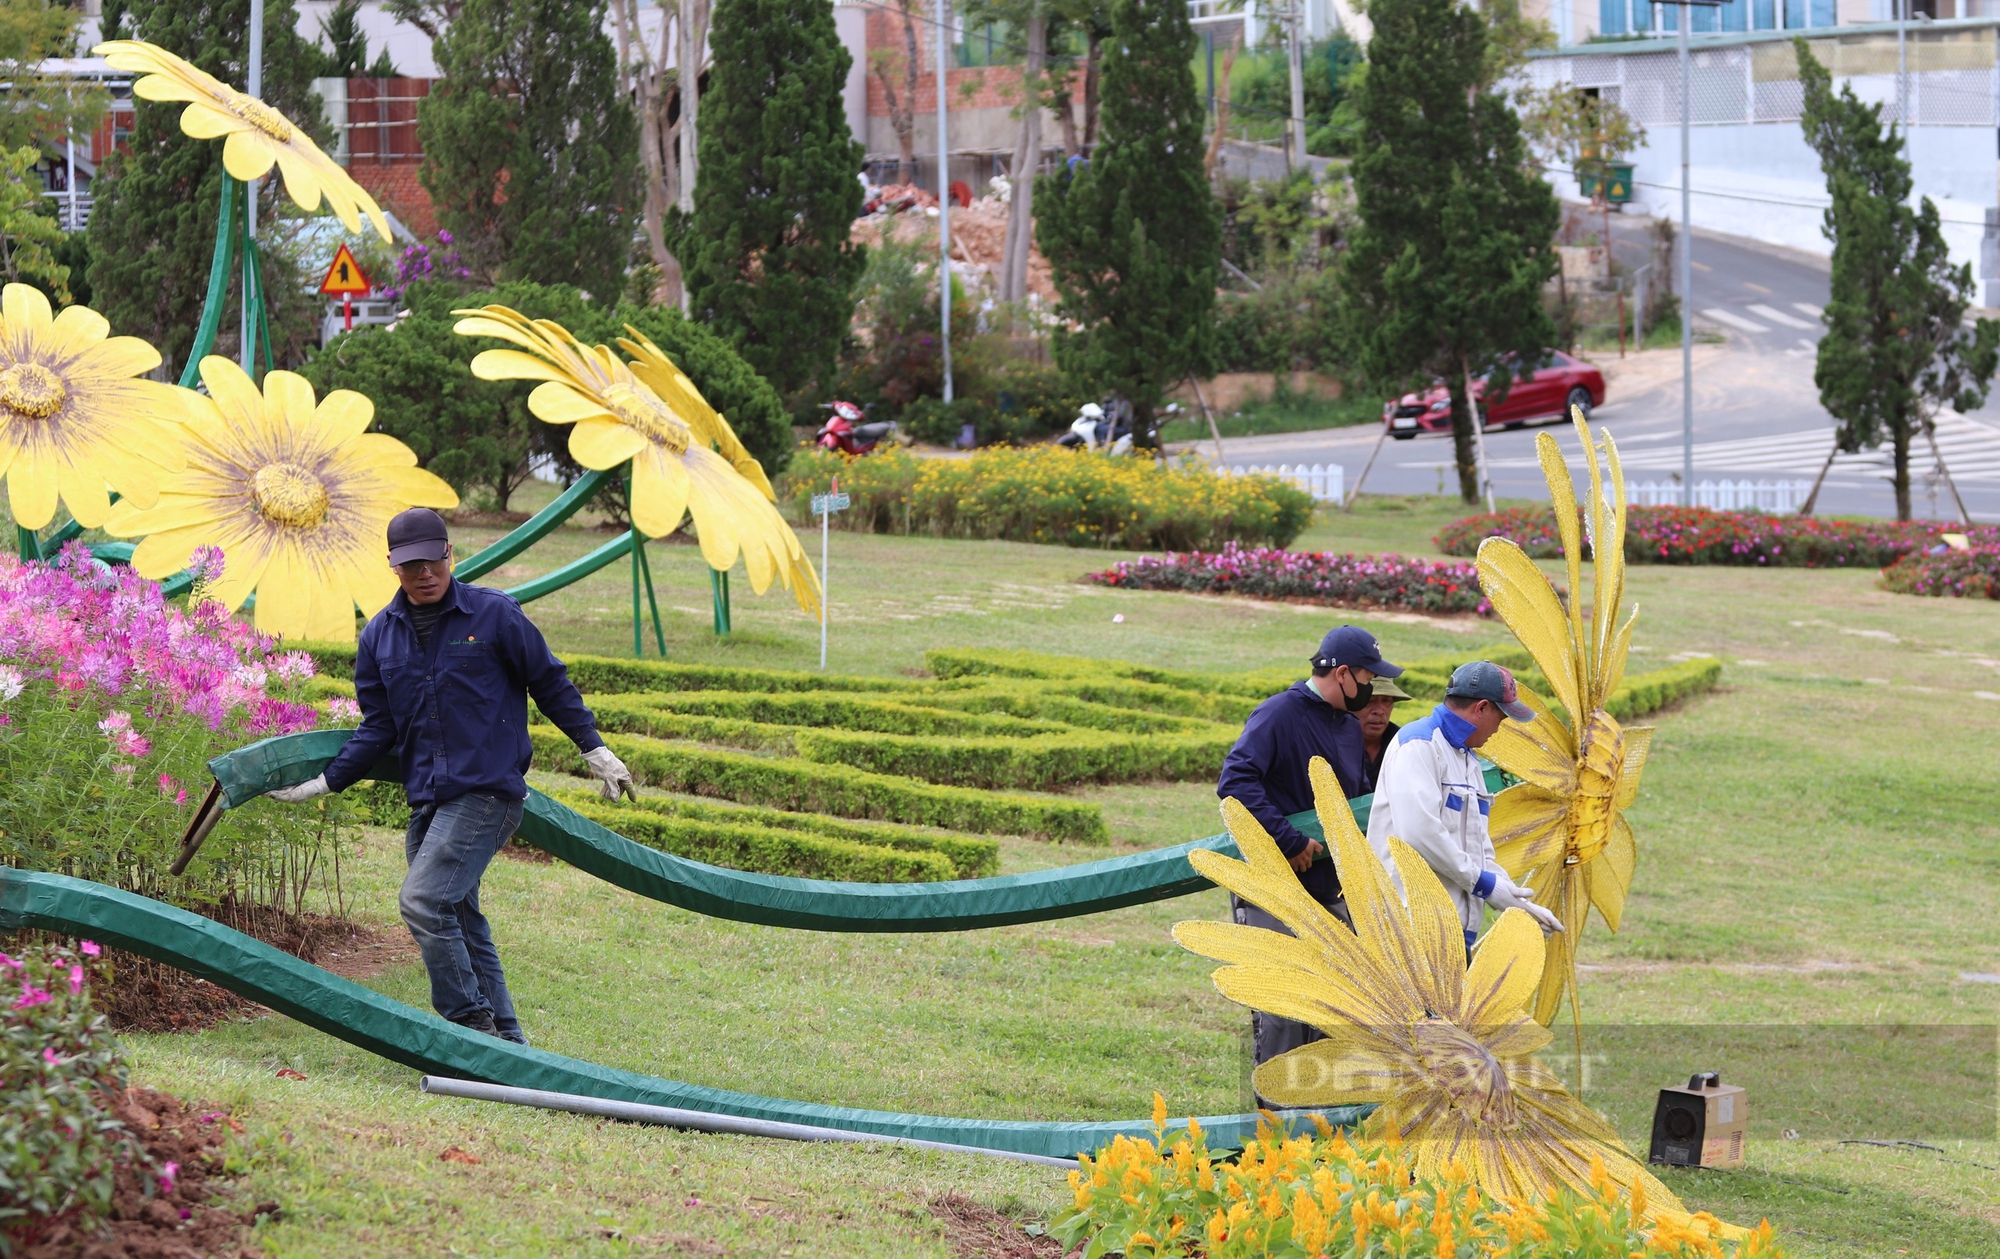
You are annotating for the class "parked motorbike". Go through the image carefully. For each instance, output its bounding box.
[816,401,902,456]
[1056,399,1159,457]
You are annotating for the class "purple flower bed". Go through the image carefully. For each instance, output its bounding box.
[1087,543,1492,615]
[1436,505,2000,569]
[1880,547,2000,599]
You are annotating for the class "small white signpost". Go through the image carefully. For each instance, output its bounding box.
[812,479,850,670]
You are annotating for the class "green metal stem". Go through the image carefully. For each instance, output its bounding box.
[16,525,42,563]
[179,178,239,389]
[502,531,634,604]
[629,475,642,657]
[245,233,276,380]
[710,568,731,637]
[634,530,667,655]
[454,470,611,582]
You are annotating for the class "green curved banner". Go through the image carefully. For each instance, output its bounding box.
[209,731,1368,931]
[0,871,1366,1161]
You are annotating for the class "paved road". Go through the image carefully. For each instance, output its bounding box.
[1209,227,2000,522]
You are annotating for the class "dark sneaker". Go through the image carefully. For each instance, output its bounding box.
[451,1009,500,1037]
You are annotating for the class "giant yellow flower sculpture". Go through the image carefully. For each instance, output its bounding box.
[618,329,776,500]
[0,284,189,531]
[106,357,456,641]
[453,306,820,615]
[94,40,391,242]
[1176,759,1692,1223]
[1478,411,1650,1027]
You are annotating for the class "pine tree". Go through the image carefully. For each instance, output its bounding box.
[417,0,640,301]
[85,0,324,368]
[1797,39,1998,521]
[1336,0,1560,503]
[672,0,864,400]
[1034,0,1218,429]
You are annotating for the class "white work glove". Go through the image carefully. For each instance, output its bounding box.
[583,746,637,802]
[1485,872,1563,935]
[268,774,329,804]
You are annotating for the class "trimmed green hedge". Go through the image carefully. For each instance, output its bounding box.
[617,690,1071,738]
[789,726,1238,791]
[1605,657,1722,720]
[531,728,1107,843]
[549,788,997,878]
[557,794,958,882]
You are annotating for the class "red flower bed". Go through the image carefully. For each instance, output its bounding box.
[1880,547,2000,599]
[1435,506,2000,568]
[1087,543,1492,614]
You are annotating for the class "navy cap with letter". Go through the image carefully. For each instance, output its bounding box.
[386,507,451,566]
[1446,660,1535,722]
[1310,625,1402,677]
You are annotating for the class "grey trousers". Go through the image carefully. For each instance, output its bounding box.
[1233,893,1354,1097]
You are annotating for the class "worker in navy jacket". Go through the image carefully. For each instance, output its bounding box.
[268,508,635,1044]
[1216,625,1400,1077]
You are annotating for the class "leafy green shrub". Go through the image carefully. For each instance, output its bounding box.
[599,691,1069,738]
[789,726,1238,791]
[552,788,994,879]
[530,729,1106,843]
[780,447,1316,550]
[0,940,146,1251]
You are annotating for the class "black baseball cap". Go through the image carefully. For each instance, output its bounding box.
[1311,626,1402,677]
[1446,661,1535,722]
[386,507,450,566]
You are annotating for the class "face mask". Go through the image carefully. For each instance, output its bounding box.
[1343,678,1374,713]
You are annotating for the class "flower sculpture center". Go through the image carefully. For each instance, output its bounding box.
[0,362,68,419]
[229,93,295,143]
[252,461,332,529]
[1412,1017,1519,1128]
[1564,711,1626,866]
[602,384,691,455]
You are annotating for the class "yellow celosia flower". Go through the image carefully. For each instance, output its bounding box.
[453,305,820,615]
[1175,757,1687,1219]
[1477,410,1651,1026]
[0,284,189,530]
[106,357,456,641]
[93,40,391,241]
[617,329,776,500]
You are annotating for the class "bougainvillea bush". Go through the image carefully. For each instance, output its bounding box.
[0,547,349,912]
[784,448,1317,551]
[1053,1102,1787,1259]
[1435,506,2000,568]
[1880,546,2000,599]
[0,940,149,1251]
[1087,544,1491,615]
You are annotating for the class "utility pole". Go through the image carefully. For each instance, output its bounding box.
[242,0,263,375]
[1897,0,1908,128]
[937,0,953,402]
[1650,0,1714,507]
[1286,0,1306,171]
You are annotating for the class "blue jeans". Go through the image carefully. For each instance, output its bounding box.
[400,791,528,1043]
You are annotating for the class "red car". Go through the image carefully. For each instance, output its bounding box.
[1382,350,1605,440]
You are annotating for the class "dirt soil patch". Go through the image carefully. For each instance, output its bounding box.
[98,901,413,1034]
[20,1088,273,1259]
[927,1194,1072,1259]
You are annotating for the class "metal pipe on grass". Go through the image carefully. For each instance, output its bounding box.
[417,1077,1077,1168]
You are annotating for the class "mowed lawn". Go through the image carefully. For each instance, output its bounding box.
[82,490,2000,1257]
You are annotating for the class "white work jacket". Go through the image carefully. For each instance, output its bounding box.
[1363,706,1500,943]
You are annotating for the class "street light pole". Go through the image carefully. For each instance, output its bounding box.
[936,0,953,403]
[1678,2,1692,507]
[242,0,264,376]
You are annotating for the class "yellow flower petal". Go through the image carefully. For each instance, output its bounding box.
[178,101,249,139]
[569,417,648,471]
[628,444,691,539]
[529,380,616,426]
[7,455,58,529]
[221,130,279,182]
[1,282,53,332]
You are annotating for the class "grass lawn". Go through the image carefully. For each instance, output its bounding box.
[65,489,2000,1255]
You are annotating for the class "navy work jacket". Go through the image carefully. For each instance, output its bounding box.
[1216,680,1372,907]
[324,580,604,807]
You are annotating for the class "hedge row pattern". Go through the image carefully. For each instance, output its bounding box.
[530,728,1108,844]
[557,793,963,883]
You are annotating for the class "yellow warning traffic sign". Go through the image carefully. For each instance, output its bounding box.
[319,244,371,296]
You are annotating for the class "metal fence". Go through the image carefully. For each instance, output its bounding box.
[1624,479,1813,511]
[41,192,92,232]
[1526,25,1997,129]
[1222,462,1346,503]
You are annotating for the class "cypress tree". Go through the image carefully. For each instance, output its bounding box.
[1034,0,1219,430]
[673,0,864,400]
[1797,39,1999,521]
[417,0,641,301]
[1337,0,1559,503]
[84,0,324,366]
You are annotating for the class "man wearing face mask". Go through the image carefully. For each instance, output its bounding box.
[1216,626,1400,1074]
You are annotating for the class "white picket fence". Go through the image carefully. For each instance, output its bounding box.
[1222,463,1345,503]
[1623,479,1813,513]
